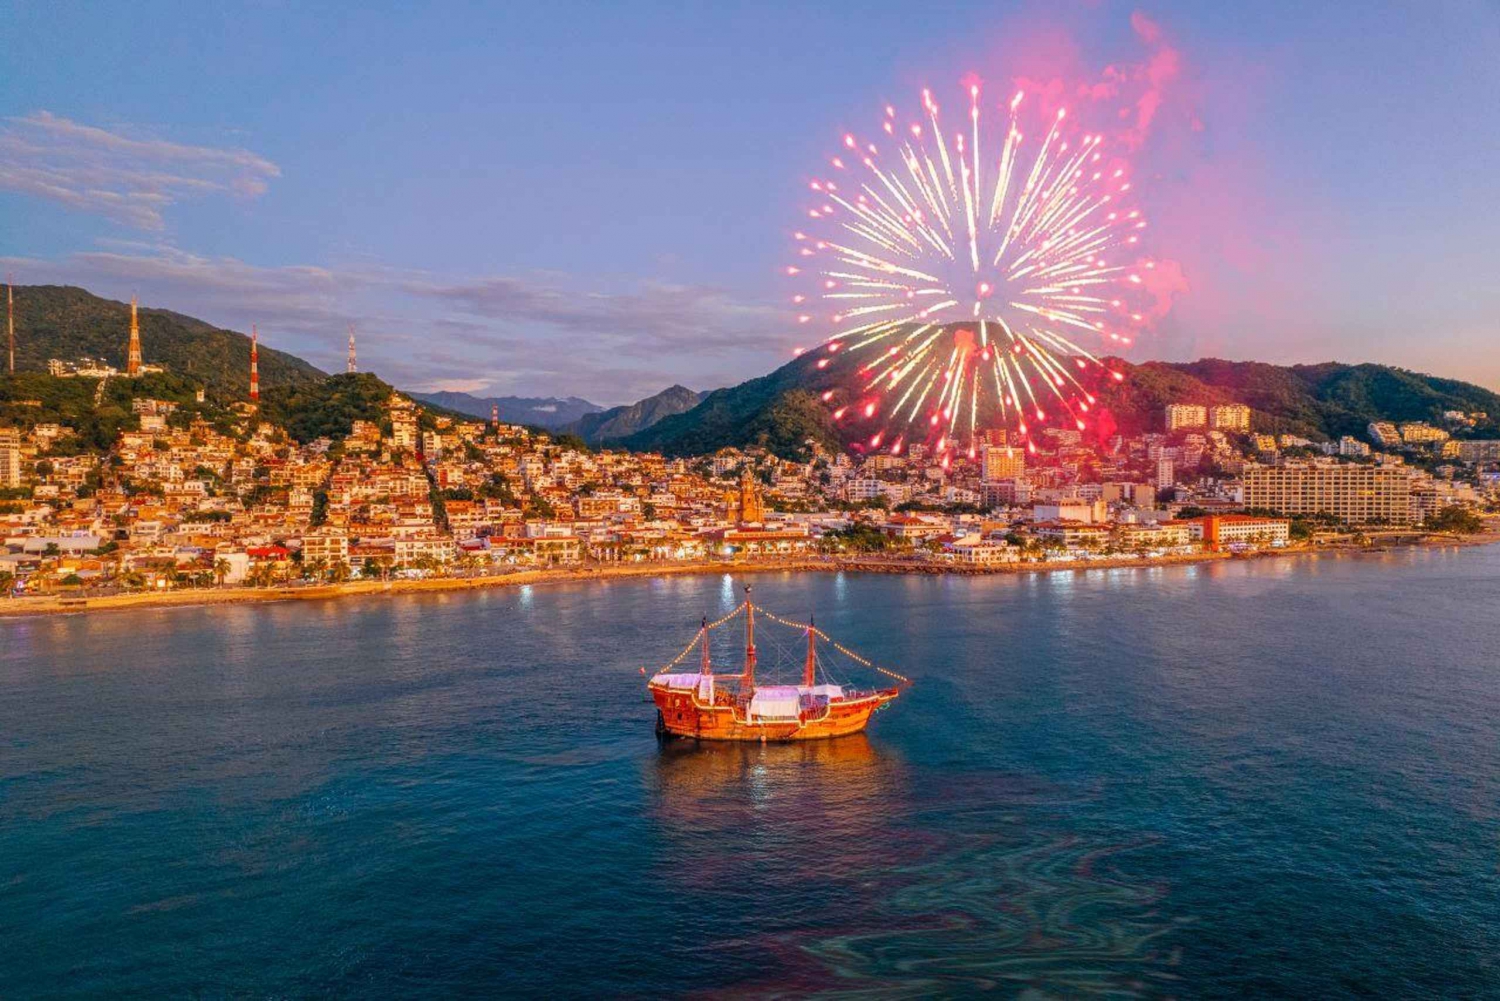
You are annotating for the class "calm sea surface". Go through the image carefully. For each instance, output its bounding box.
[3,547,1499,998]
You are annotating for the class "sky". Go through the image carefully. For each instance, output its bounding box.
[2,0,1498,404]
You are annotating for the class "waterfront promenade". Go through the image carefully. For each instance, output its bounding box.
[3,529,1494,619]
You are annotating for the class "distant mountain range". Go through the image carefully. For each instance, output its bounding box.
[3,285,325,398]
[410,385,704,440]
[560,385,703,444]
[407,390,602,428]
[8,290,1497,459]
[623,324,1500,457]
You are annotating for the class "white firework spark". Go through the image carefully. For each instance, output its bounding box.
[792,84,1160,461]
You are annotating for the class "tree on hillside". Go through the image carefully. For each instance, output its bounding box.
[1424,506,1483,534]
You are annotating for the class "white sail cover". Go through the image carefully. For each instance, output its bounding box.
[653,673,701,689]
[651,672,714,701]
[749,686,801,720]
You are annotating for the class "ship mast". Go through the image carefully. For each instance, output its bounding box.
[743,585,756,691]
[700,616,712,675]
[803,616,817,688]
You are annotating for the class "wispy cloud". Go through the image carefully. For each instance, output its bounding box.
[0,112,281,230]
[405,274,782,355]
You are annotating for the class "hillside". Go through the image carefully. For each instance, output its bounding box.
[622,355,844,459]
[0,369,241,453]
[562,385,703,444]
[623,324,1500,457]
[258,372,400,444]
[5,285,325,398]
[409,390,601,427]
[1100,359,1500,439]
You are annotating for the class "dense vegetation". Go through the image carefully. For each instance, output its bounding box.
[258,373,395,444]
[1424,505,1485,534]
[5,285,324,398]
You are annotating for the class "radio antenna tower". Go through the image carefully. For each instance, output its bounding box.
[6,274,13,374]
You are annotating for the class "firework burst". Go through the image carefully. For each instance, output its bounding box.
[791,83,1161,460]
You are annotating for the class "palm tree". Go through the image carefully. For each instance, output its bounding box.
[329,560,351,584]
[214,558,232,587]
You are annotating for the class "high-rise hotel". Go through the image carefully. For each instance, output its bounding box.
[0,426,21,488]
[1243,462,1411,524]
[1165,403,1251,433]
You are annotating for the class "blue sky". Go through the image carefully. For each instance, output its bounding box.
[2,1,1497,403]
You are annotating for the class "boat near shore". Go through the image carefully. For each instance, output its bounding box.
[647,586,907,741]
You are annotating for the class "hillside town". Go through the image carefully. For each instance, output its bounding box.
[3,384,1497,598]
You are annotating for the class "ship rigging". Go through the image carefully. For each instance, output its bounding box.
[647,586,908,742]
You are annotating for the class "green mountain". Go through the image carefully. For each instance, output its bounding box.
[623,323,1500,457]
[1100,359,1500,439]
[621,358,842,459]
[562,384,703,444]
[4,284,325,397]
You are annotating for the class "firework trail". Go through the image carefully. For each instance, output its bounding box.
[791,84,1162,462]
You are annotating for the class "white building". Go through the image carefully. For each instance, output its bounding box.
[1155,457,1175,489]
[1338,436,1371,457]
[1032,498,1108,525]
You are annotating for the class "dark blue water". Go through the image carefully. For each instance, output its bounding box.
[3,547,1499,998]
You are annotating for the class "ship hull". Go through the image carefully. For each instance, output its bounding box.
[650,685,898,742]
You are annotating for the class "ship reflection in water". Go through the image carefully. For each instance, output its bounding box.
[645,738,1185,998]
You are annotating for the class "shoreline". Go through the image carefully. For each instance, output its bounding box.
[3,531,1497,619]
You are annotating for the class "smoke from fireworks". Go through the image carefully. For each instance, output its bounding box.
[791,83,1165,461]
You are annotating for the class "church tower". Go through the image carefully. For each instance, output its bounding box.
[347,324,357,373]
[739,469,765,524]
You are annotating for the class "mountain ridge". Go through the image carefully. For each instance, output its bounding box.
[623,333,1500,458]
[560,384,704,444]
[408,390,602,428]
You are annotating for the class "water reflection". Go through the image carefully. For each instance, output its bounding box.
[647,735,902,875]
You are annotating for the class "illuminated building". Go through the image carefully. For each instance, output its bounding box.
[1165,403,1207,431]
[981,445,1025,482]
[1209,404,1251,432]
[0,426,21,488]
[1243,462,1411,524]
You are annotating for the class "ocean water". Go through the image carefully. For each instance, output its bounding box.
[2,547,1498,998]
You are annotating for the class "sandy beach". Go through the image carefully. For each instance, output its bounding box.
[3,530,1495,619]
